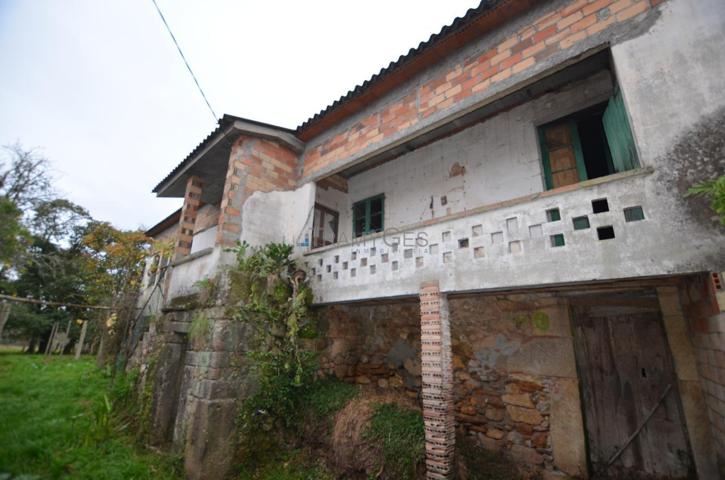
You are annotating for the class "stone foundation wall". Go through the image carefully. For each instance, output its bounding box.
[448,293,587,478]
[315,300,421,395]
[141,305,253,480]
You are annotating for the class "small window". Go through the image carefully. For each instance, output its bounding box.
[592,198,609,214]
[352,194,384,238]
[597,226,615,240]
[546,208,561,222]
[538,90,638,190]
[572,216,590,230]
[550,234,566,247]
[624,206,645,222]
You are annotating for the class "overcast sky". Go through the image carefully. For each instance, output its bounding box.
[0,0,480,231]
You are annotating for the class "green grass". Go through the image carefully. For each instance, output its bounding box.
[238,450,333,480]
[0,353,180,479]
[363,403,425,480]
[299,378,358,419]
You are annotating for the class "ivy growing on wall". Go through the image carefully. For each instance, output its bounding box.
[228,242,317,457]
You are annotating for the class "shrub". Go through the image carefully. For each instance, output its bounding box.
[362,403,425,480]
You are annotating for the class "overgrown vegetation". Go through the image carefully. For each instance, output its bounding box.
[298,378,358,419]
[687,174,725,224]
[362,403,425,480]
[238,449,335,480]
[188,312,211,343]
[229,242,317,445]
[456,434,522,480]
[0,354,180,479]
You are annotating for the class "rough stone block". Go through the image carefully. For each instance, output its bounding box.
[506,405,543,425]
[506,338,577,378]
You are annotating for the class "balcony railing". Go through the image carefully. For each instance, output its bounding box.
[303,169,669,304]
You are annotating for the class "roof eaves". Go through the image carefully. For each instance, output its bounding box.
[295,0,506,137]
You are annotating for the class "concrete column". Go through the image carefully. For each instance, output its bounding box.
[174,176,203,260]
[419,281,455,479]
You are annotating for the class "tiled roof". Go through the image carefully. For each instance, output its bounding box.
[153,1,509,194]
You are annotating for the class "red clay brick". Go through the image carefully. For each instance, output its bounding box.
[561,0,587,16]
[560,30,587,49]
[557,11,584,30]
[533,24,558,43]
[498,52,523,71]
[583,0,613,16]
[616,0,649,20]
[570,14,597,33]
[512,56,536,74]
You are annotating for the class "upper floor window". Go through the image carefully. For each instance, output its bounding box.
[353,194,384,238]
[538,88,638,190]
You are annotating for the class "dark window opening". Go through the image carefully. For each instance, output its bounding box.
[312,203,339,248]
[353,194,384,238]
[597,226,615,240]
[539,89,638,190]
[592,198,609,214]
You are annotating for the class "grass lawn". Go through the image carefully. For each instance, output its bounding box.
[0,353,180,480]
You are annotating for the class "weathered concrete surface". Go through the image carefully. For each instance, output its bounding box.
[449,293,586,478]
[549,377,587,478]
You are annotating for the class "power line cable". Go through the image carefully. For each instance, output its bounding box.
[150,0,218,121]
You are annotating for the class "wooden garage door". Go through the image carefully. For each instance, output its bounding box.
[570,293,694,479]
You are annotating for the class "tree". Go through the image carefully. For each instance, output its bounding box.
[0,197,27,268]
[0,143,52,211]
[78,222,151,368]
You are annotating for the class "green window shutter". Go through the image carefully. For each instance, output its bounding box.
[352,195,384,237]
[603,88,639,172]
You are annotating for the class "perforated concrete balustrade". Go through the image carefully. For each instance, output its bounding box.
[303,174,658,304]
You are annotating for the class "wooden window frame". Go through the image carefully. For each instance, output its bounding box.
[538,93,638,191]
[352,194,385,238]
[538,120,588,191]
[312,203,339,248]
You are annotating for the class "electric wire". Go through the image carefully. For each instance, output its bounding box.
[150,0,218,122]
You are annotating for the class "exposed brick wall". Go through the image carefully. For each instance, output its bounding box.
[420,281,456,479]
[680,274,725,469]
[174,176,203,259]
[301,0,663,179]
[216,136,299,247]
[194,203,220,233]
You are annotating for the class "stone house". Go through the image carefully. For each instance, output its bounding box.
[133,0,725,478]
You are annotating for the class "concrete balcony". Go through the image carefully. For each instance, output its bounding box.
[304,168,713,304]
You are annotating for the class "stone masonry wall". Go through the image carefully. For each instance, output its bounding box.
[315,300,421,396]
[448,293,587,478]
[143,304,253,480]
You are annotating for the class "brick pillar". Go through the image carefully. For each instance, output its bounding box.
[215,147,245,248]
[174,175,203,259]
[419,281,455,479]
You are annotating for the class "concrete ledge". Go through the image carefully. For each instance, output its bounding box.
[172,247,213,267]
